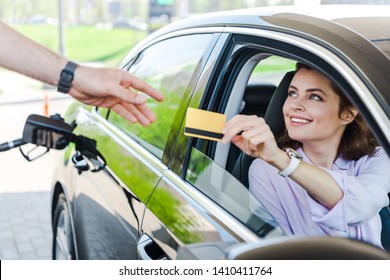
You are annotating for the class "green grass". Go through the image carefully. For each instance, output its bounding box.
[254,55,297,73]
[13,25,296,71]
[14,25,147,67]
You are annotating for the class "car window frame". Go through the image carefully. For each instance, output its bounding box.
[176,28,390,175]
[102,31,224,163]
[169,27,390,241]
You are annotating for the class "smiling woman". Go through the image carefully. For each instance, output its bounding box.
[279,63,376,162]
[222,62,390,249]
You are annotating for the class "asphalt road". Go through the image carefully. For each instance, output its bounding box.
[0,76,74,259]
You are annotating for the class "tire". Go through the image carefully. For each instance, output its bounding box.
[52,193,75,260]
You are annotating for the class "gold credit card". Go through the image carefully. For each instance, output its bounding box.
[184,108,226,141]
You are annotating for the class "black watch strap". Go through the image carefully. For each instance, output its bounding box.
[57,61,78,93]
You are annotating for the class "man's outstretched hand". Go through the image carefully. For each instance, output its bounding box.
[69,66,164,126]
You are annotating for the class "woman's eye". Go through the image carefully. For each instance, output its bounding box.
[310,94,322,101]
[288,91,298,97]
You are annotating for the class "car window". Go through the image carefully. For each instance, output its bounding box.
[181,53,297,238]
[108,34,214,159]
[250,55,296,84]
[186,147,281,238]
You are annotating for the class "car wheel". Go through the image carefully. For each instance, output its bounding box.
[52,193,75,260]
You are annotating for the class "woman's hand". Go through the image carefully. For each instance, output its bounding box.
[222,115,282,163]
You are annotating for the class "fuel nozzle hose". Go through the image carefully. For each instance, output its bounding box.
[0,138,25,152]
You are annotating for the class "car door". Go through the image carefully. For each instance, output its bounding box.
[68,105,155,259]
[139,25,390,259]
[69,31,222,259]
[138,33,291,260]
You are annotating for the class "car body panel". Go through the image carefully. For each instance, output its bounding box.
[59,107,164,259]
[51,5,390,260]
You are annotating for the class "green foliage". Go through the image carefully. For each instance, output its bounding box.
[69,108,201,244]
[14,24,147,67]
[253,55,296,73]
[148,187,202,244]
[15,25,59,50]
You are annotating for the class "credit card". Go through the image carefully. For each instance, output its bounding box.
[184,108,226,141]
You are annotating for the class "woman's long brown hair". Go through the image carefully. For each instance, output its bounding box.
[277,63,378,161]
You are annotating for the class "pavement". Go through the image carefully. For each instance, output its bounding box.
[0,69,74,259]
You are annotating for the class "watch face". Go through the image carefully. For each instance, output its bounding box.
[284,148,303,161]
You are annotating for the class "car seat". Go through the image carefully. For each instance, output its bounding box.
[232,71,295,188]
[380,194,390,251]
[231,70,390,251]
[226,83,276,173]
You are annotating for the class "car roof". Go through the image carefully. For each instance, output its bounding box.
[152,5,390,57]
[137,5,389,107]
[124,5,389,112]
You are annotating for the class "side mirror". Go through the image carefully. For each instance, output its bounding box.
[22,114,73,150]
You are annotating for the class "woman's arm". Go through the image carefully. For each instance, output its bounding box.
[222,115,343,209]
[271,151,344,209]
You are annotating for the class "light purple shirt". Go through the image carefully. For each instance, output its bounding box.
[249,147,390,248]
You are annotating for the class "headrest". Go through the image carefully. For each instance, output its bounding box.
[264,71,295,135]
[231,71,296,188]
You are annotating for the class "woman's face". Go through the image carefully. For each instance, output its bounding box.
[282,68,349,148]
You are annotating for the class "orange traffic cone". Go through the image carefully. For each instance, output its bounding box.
[44,93,49,116]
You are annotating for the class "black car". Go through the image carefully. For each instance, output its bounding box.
[50,5,390,260]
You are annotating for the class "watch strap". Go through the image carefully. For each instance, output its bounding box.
[279,156,300,177]
[57,61,78,93]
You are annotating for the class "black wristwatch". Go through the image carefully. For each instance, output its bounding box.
[57,61,78,93]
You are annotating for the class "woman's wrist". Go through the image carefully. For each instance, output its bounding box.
[267,149,291,171]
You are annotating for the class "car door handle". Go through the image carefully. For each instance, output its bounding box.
[71,151,89,173]
[137,234,168,260]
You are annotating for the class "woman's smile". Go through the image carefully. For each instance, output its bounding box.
[289,115,312,127]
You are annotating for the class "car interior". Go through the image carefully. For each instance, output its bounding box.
[218,54,390,252]
[230,71,295,187]
[380,194,390,250]
[225,83,277,173]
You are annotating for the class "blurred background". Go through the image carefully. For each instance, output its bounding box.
[1,0,389,67]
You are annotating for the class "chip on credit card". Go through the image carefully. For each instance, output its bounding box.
[184,108,226,141]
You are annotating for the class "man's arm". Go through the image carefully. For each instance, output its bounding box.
[0,20,163,125]
[0,20,66,85]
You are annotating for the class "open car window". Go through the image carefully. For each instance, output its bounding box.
[185,147,283,238]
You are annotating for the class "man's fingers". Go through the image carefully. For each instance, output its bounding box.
[112,103,156,127]
[120,73,164,102]
[69,67,162,124]
[121,102,156,124]
[112,86,148,105]
[111,103,138,123]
